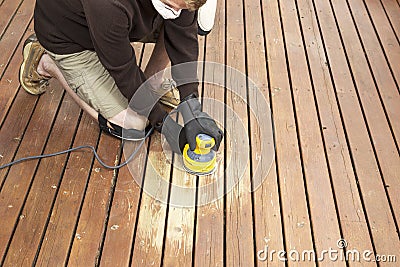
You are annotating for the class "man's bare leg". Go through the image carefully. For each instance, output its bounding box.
[37,54,147,130]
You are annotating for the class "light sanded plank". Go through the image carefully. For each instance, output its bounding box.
[162,161,196,266]
[131,133,172,266]
[262,0,315,263]
[0,81,64,262]
[162,33,209,266]
[362,0,400,85]
[34,112,99,266]
[331,0,400,230]
[129,42,171,266]
[99,43,147,266]
[67,133,122,266]
[194,0,225,265]
[244,0,284,265]
[0,22,34,125]
[131,40,173,264]
[297,1,375,265]
[99,142,148,266]
[280,0,345,265]
[3,91,81,266]
[314,0,400,258]
[225,0,255,265]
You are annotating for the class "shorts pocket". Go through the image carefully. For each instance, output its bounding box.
[65,73,85,94]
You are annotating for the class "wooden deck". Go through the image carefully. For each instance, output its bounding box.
[0,0,399,266]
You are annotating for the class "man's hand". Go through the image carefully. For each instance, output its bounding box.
[178,94,223,151]
[161,114,187,154]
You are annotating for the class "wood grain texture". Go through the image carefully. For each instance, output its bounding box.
[193,0,225,265]
[297,1,375,265]
[0,81,64,263]
[3,90,81,266]
[313,0,400,259]
[67,133,121,266]
[225,0,255,265]
[34,112,100,266]
[263,0,315,265]
[0,22,34,125]
[244,0,285,265]
[0,0,398,264]
[280,0,345,264]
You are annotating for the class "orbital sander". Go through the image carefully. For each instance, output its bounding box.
[183,134,217,175]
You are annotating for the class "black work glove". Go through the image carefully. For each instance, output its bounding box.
[178,94,223,151]
[161,114,187,154]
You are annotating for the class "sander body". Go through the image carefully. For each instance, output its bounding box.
[182,134,217,175]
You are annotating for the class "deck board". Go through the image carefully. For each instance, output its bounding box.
[3,91,81,266]
[314,0,400,259]
[1,0,399,266]
[264,0,316,260]
[296,0,375,264]
[280,0,346,264]
[193,1,225,265]
[35,112,100,266]
[0,83,64,261]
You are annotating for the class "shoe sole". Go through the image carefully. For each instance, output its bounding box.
[19,42,34,94]
[19,39,47,95]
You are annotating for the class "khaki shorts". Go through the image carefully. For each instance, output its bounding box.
[46,50,128,119]
[45,18,163,119]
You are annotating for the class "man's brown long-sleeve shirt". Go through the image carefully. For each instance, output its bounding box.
[34,0,199,117]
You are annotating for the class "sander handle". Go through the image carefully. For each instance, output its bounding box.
[195,134,215,154]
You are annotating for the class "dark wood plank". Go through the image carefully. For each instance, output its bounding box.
[99,141,148,266]
[3,89,81,266]
[244,0,285,264]
[34,112,99,266]
[313,0,400,257]
[346,0,400,144]
[263,0,315,262]
[67,133,122,266]
[0,22,34,125]
[99,42,147,267]
[280,0,345,263]
[0,87,37,187]
[0,0,35,79]
[331,0,400,227]
[297,0,375,264]
[0,81,64,262]
[362,0,400,85]
[0,0,23,37]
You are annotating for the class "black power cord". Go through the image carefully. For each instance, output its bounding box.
[0,127,153,170]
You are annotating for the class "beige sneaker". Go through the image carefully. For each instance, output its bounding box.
[152,79,180,109]
[19,34,50,95]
